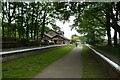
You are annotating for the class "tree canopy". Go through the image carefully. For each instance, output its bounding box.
[1,1,120,47]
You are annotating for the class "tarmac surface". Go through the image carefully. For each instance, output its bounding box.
[34,45,82,78]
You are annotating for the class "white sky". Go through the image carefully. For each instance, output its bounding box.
[107,27,119,39]
[55,16,80,39]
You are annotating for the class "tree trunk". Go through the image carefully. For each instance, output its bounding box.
[34,8,39,40]
[114,29,117,47]
[119,32,120,45]
[17,6,21,40]
[8,2,11,38]
[34,19,37,40]
[107,26,111,46]
[2,2,4,39]
[8,19,11,38]
[31,4,35,40]
[36,30,39,40]
[26,17,29,39]
[14,29,16,39]
[105,10,112,46]
[21,4,24,39]
[40,10,46,44]
[110,3,118,47]
[109,3,120,34]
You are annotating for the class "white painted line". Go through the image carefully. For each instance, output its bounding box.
[86,44,120,72]
[0,44,67,55]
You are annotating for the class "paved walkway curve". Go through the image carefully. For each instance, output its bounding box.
[34,45,82,78]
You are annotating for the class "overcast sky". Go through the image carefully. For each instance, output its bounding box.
[55,16,80,39]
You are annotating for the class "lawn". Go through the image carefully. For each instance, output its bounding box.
[81,46,111,78]
[2,45,75,78]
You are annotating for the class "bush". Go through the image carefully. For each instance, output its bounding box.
[30,40,40,46]
[49,41,54,45]
[3,37,16,41]
[41,40,49,46]
[17,38,30,46]
[2,37,40,48]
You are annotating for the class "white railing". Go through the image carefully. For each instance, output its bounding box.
[86,44,120,72]
[0,44,67,55]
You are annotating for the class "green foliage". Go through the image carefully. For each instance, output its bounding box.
[17,38,30,46]
[49,40,54,45]
[71,34,80,43]
[2,2,65,47]
[31,40,40,46]
[2,2,120,46]
[69,3,107,45]
[2,37,16,41]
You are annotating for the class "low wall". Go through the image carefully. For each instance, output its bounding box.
[2,45,66,62]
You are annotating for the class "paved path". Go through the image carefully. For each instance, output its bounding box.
[34,45,82,78]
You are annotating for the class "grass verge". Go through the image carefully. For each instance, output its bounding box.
[81,45,111,78]
[2,45,75,78]
[94,46,120,65]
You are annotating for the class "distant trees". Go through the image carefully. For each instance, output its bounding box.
[71,34,80,43]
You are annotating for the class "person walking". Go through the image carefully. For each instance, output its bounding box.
[75,42,78,47]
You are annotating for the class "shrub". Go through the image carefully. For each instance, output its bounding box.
[3,37,16,41]
[17,38,30,46]
[49,41,54,45]
[30,40,40,46]
[41,40,49,46]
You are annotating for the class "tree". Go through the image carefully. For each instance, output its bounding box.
[6,2,16,38]
[71,34,80,43]
[65,2,120,46]
[2,2,5,39]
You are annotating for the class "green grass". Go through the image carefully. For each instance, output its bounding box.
[81,46,111,78]
[94,45,120,65]
[97,45,120,57]
[2,45,75,78]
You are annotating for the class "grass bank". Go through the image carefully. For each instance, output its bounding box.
[81,45,111,78]
[2,45,75,78]
[94,46,120,65]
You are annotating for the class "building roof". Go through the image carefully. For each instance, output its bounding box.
[49,29,64,35]
[44,30,70,41]
[44,33,53,39]
[52,34,70,41]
